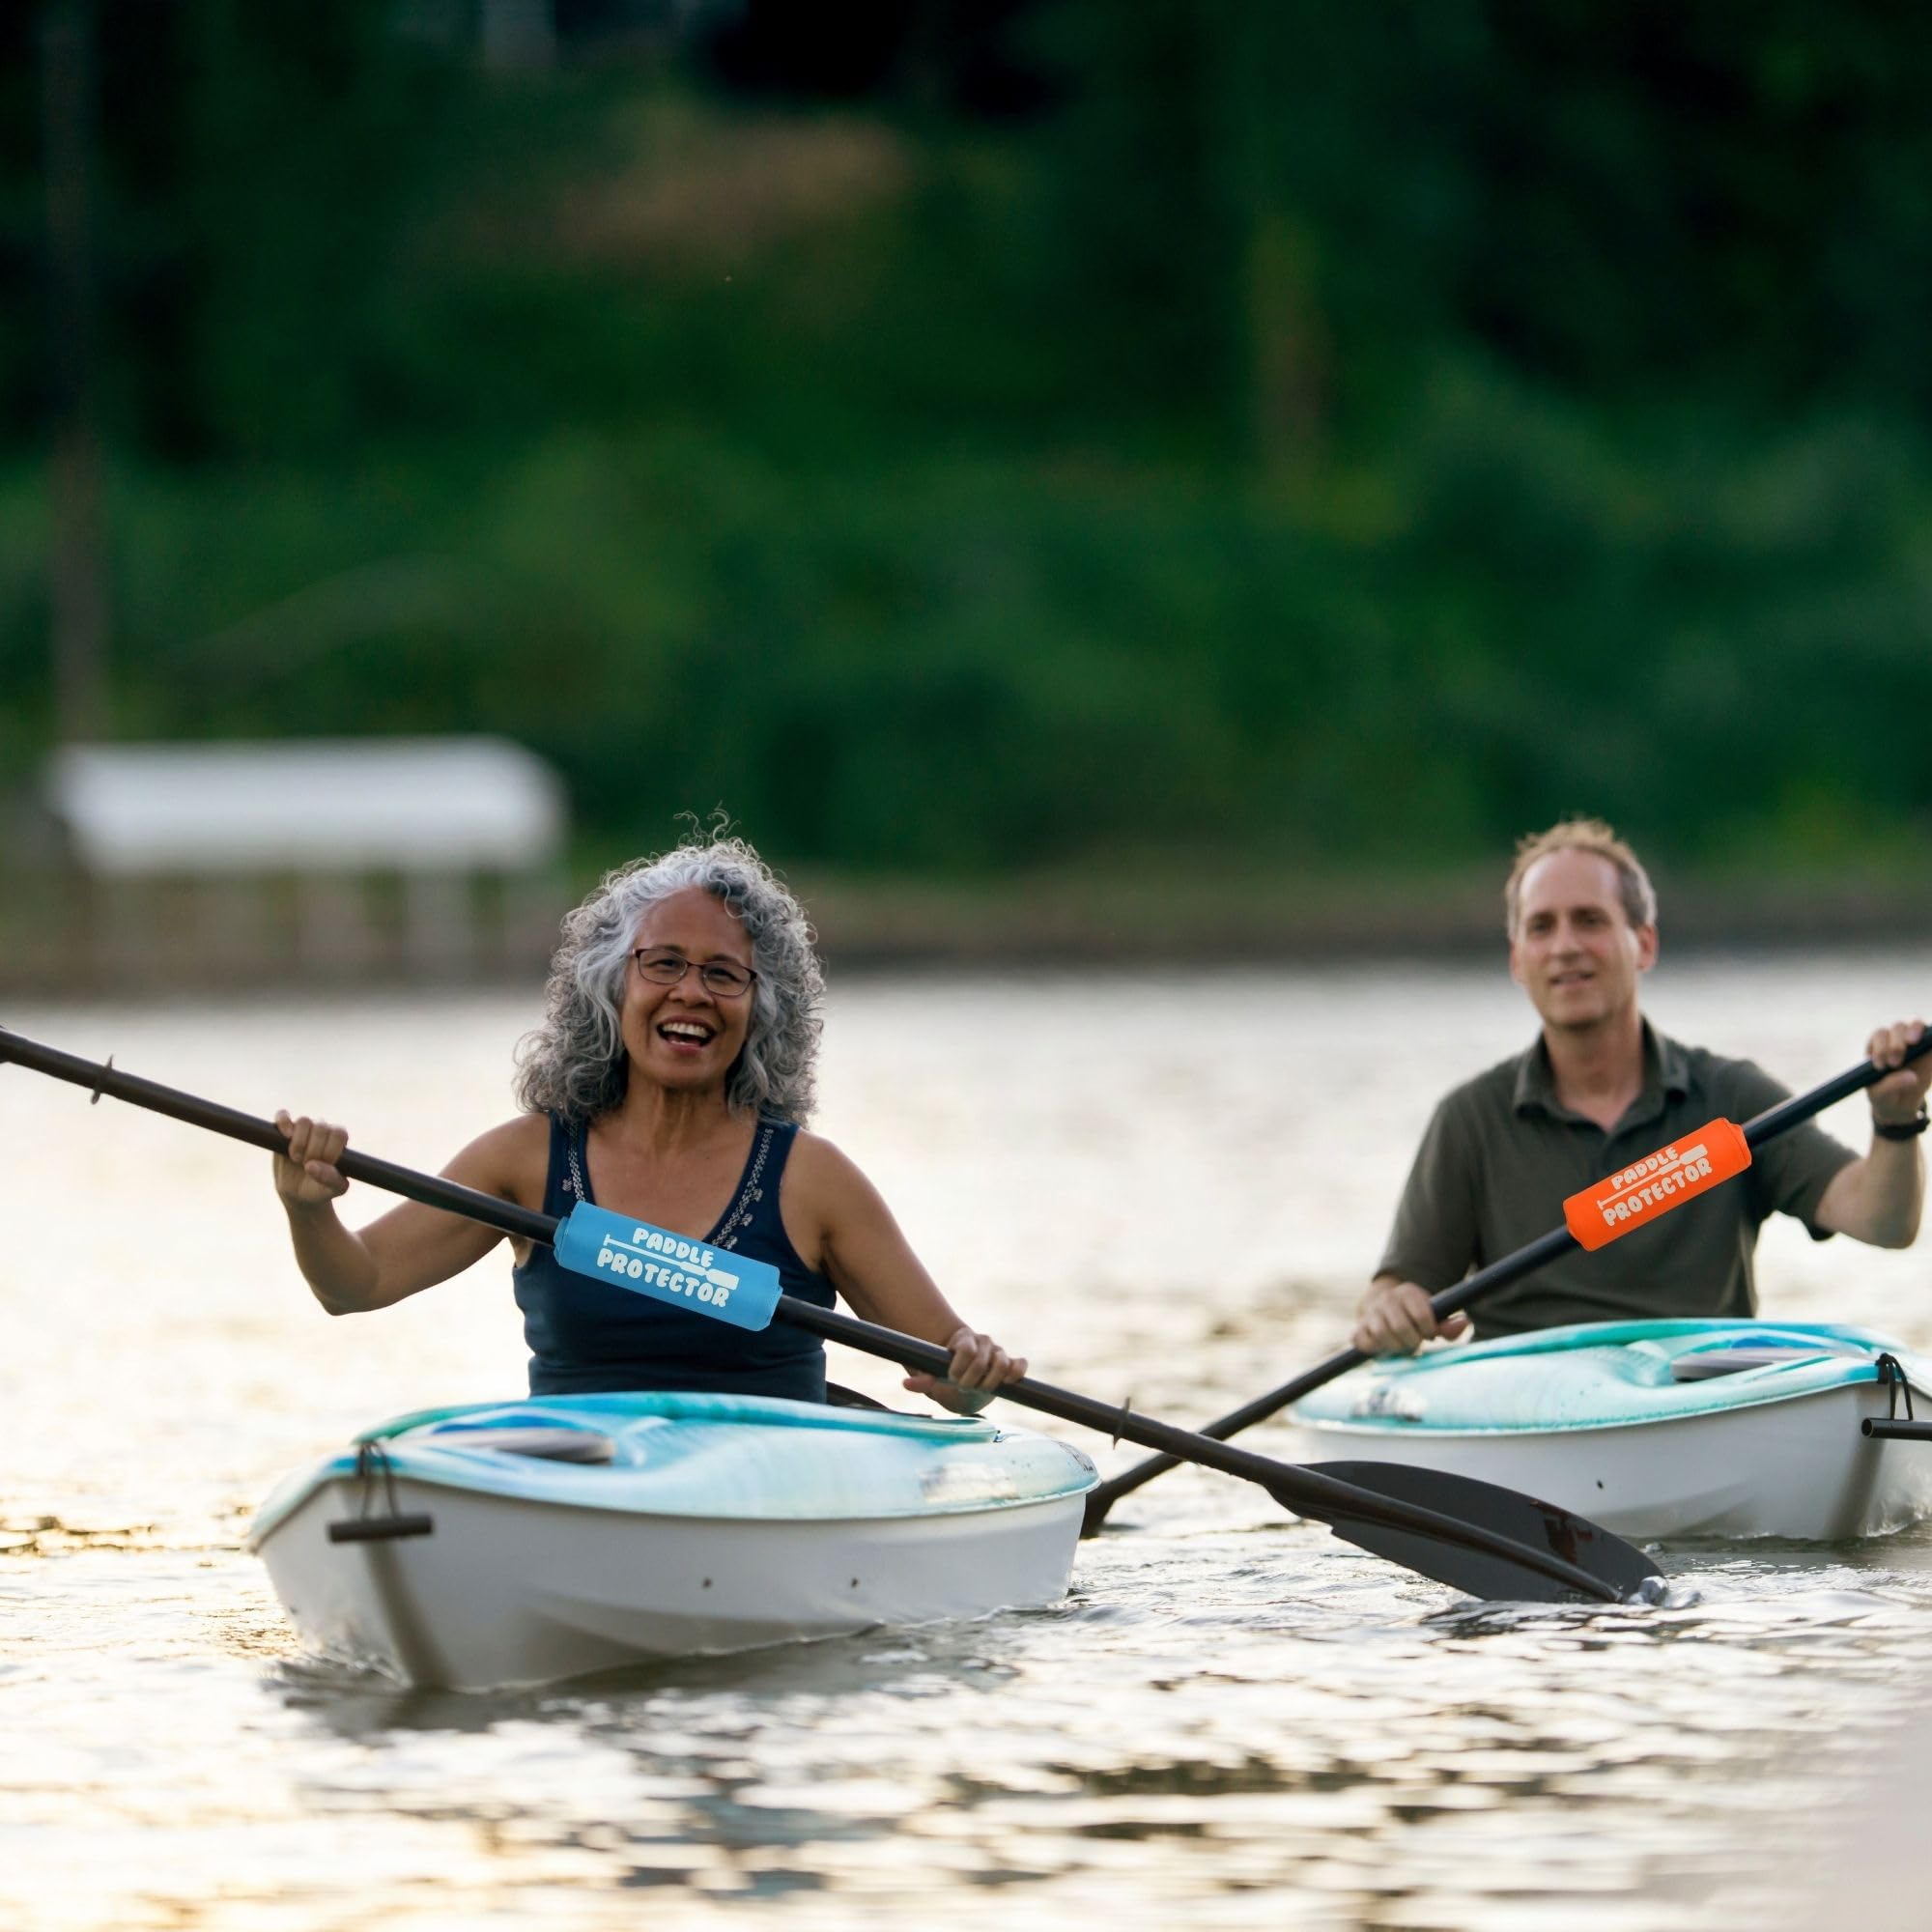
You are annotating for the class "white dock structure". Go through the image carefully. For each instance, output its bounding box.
[31,737,570,986]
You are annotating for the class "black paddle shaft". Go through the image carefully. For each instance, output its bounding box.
[1080,1024,1932,1534]
[0,1023,1657,1605]
[0,1026,556,1242]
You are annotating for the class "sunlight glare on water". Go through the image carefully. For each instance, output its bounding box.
[4,951,1932,1929]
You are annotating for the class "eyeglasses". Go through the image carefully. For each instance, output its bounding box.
[631,949,756,998]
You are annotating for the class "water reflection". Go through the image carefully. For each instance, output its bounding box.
[6,961,1932,1927]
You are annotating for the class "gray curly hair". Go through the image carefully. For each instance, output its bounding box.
[515,835,824,1126]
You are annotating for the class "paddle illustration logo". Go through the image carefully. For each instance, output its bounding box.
[553,1202,781,1329]
[1562,1118,1752,1251]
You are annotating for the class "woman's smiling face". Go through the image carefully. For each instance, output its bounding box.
[620,887,757,1094]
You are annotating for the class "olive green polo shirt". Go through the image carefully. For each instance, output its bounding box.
[1377,1025,1860,1337]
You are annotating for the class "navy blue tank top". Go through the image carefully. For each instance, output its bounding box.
[513,1115,836,1400]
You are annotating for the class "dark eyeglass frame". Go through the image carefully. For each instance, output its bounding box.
[631,948,757,998]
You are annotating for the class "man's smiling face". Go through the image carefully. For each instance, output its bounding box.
[1509,848,1657,1035]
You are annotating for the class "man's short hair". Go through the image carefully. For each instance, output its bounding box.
[1504,818,1658,938]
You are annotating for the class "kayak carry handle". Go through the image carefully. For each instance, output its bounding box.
[327,1441,436,1543]
[1862,1353,1932,1437]
[327,1514,435,1543]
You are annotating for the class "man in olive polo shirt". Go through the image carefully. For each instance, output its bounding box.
[1353,818,1930,1355]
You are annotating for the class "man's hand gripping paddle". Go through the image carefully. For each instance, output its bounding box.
[0,1024,1663,1607]
[1080,1030,1932,1535]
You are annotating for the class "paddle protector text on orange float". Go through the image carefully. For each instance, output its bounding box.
[1562,1119,1752,1251]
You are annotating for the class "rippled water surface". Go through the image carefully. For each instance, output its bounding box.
[7,953,1932,1929]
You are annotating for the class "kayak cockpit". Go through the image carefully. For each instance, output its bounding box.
[437,1425,619,1463]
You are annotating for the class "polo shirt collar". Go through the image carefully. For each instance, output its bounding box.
[1512,1021,1690,1129]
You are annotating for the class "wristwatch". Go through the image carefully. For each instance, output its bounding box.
[1874,1106,1930,1141]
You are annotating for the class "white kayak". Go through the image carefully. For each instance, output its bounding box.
[1288,1321,1932,1542]
[249,1391,1098,1690]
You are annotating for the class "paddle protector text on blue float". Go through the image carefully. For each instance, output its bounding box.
[552,1204,781,1331]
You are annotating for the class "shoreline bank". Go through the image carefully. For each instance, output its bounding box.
[2,865,1927,995]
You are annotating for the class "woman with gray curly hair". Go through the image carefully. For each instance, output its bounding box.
[270,835,1024,1412]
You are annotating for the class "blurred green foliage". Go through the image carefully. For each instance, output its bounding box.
[7,0,1932,876]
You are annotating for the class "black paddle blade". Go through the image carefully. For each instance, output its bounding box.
[1301,1461,1664,1605]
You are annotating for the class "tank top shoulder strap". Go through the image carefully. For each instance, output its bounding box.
[538,1113,590,1218]
[711,1117,799,1254]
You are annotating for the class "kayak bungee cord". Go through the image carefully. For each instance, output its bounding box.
[0,1023,1663,1607]
[1081,1027,1932,1535]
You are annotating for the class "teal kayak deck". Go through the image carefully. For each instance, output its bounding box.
[250,1391,1097,1544]
[1293,1321,1926,1435]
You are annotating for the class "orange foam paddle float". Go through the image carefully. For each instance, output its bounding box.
[1562,1118,1753,1250]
